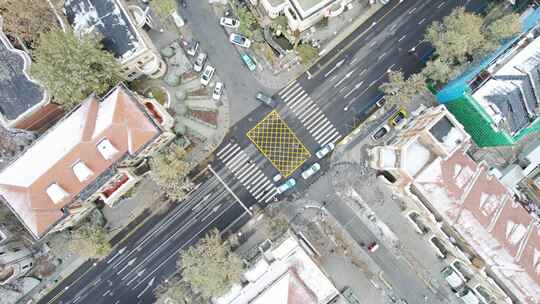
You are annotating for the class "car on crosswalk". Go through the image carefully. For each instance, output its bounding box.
[301,163,321,179]
[276,178,296,194]
[315,143,335,159]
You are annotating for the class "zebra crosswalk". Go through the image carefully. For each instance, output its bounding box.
[278,82,341,147]
[216,142,277,204]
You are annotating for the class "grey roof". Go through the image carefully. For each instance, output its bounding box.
[64,0,139,59]
[0,36,45,122]
[429,116,454,143]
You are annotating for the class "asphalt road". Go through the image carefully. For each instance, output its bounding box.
[38,167,253,304]
[181,0,273,124]
[38,1,490,303]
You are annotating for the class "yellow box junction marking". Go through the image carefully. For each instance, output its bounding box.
[247,111,310,177]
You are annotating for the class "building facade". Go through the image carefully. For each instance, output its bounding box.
[0,229,34,286]
[0,85,174,239]
[64,0,166,81]
[436,10,540,147]
[369,106,540,304]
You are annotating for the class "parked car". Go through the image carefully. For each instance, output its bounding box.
[389,108,408,127]
[341,287,361,304]
[315,143,335,159]
[276,178,296,194]
[220,17,240,29]
[194,52,207,72]
[240,53,257,71]
[301,163,321,179]
[256,92,277,108]
[186,41,199,56]
[458,287,481,304]
[212,82,224,100]
[441,266,466,292]
[200,65,215,86]
[371,125,390,141]
[272,174,282,182]
[229,33,251,48]
[367,242,379,253]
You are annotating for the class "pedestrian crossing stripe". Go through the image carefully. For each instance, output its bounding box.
[246,111,310,177]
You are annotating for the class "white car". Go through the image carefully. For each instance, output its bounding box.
[315,143,335,159]
[200,65,215,86]
[276,178,296,194]
[229,33,251,48]
[220,17,239,29]
[212,82,224,101]
[301,163,321,179]
[194,52,207,72]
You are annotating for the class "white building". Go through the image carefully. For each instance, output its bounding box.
[64,0,166,81]
[259,0,352,32]
[215,234,339,304]
[0,238,34,286]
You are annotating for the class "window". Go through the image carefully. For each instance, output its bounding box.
[46,183,69,204]
[97,139,119,160]
[73,161,93,182]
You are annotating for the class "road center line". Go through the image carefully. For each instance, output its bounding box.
[437,2,445,9]
[408,7,416,14]
[398,34,407,42]
[418,17,426,25]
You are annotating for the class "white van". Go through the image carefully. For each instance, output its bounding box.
[441,266,465,292]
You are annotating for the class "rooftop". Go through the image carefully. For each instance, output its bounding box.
[0,86,159,238]
[288,0,336,19]
[472,34,540,135]
[216,236,339,304]
[0,17,48,124]
[64,0,141,60]
[412,145,540,303]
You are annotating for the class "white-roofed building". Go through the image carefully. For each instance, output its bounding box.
[369,106,540,304]
[215,233,339,304]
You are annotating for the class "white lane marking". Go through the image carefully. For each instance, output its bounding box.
[293,97,314,114]
[437,2,445,9]
[305,113,326,130]
[216,142,232,157]
[408,7,416,14]
[279,81,297,95]
[289,94,310,109]
[311,120,332,138]
[281,83,301,99]
[338,86,348,93]
[283,88,304,103]
[262,188,278,203]
[398,34,407,42]
[319,130,340,146]
[304,110,324,127]
[350,57,359,65]
[314,125,337,142]
[377,52,386,62]
[358,69,367,76]
[329,75,338,82]
[219,145,241,163]
[343,81,364,98]
[298,104,319,121]
[102,290,111,297]
[418,17,426,25]
[245,172,264,189]
[369,40,377,47]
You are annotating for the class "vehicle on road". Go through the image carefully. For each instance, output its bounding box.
[256,92,277,108]
[441,266,466,292]
[194,52,207,72]
[273,174,282,182]
[379,0,389,4]
[301,163,321,179]
[213,82,224,100]
[220,17,239,29]
[389,108,408,127]
[367,242,379,253]
[229,33,251,48]
[371,125,390,141]
[200,65,215,86]
[276,178,296,194]
[458,287,481,304]
[341,287,360,304]
[315,143,335,159]
[240,53,257,71]
[187,41,199,56]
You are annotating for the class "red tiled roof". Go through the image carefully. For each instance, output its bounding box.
[0,86,159,238]
[413,147,540,302]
